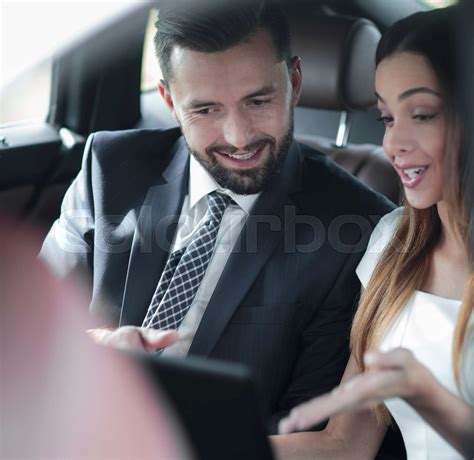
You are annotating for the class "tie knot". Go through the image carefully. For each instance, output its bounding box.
[207,191,232,222]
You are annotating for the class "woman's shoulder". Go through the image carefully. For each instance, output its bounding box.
[366,207,405,253]
[356,207,406,288]
[461,320,474,404]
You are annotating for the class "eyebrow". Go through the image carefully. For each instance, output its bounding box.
[185,99,219,111]
[243,85,277,100]
[375,87,442,104]
[185,85,277,111]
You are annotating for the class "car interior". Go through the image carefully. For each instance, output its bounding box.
[1,0,472,458]
[1,0,417,233]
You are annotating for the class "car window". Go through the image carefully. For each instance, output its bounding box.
[418,0,458,7]
[1,1,141,127]
[142,8,162,92]
[0,61,52,127]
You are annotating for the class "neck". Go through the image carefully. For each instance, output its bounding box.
[436,201,466,259]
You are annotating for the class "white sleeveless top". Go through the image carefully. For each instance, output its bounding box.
[356,208,474,460]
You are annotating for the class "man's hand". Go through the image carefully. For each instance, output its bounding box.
[87,326,178,352]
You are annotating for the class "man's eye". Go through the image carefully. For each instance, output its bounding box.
[196,108,211,115]
[251,99,270,106]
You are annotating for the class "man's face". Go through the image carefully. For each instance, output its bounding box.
[159,29,302,194]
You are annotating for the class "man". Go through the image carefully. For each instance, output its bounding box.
[41,0,393,432]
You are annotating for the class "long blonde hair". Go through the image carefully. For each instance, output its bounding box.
[350,7,473,424]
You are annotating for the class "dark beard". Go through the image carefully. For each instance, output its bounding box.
[184,114,294,195]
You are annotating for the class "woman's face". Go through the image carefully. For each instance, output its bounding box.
[375,51,447,209]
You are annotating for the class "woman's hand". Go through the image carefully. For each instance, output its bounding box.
[279,347,431,434]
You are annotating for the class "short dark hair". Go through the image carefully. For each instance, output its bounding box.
[154,0,291,83]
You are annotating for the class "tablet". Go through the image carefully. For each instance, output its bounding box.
[132,352,275,460]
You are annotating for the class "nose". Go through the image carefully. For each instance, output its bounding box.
[383,122,416,159]
[222,110,255,150]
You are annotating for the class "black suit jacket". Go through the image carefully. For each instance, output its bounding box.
[41,127,394,433]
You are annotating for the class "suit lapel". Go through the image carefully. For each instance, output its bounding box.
[120,138,189,326]
[189,141,303,356]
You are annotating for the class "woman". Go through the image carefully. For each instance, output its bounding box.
[273,7,474,459]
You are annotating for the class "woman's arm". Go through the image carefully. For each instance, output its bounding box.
[271,354,388,459]
[277,348,474,459]
[400,352,474,459]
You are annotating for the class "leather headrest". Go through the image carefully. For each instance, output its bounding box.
[290,15,381,111]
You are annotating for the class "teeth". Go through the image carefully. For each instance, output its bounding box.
[225,150,257,160]
[403,167,427,180]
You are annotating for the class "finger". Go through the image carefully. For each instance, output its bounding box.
[279,388,350,434]
[333,369,402,406]
[279,370,402,433]
[279,391,343,434]
[364,348,414,370]
[278,416,296,435]
[139,329,178,351]
[101,326,146,350]
[86,327,115,344]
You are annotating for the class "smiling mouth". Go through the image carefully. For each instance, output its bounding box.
[403,166,428,180]
[212,144,268,167]
[220,149,259,160]
[395,165,430,189]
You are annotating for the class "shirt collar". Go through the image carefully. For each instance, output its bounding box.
[189,155,259,214]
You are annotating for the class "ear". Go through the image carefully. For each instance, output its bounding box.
[158,79,177,118]
[289,56,302,107]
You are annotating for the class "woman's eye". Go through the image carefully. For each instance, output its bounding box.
[376,115,393,126]
[413,113,437,121]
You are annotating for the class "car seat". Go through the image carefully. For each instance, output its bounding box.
[290,14,401,204]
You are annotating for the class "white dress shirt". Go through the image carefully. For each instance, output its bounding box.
[161,156,259,357]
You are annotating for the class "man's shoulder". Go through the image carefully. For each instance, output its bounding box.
[83,127,185,210]
[296,142,395,217]
[92,126,182,146]
[90,127,182,164]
